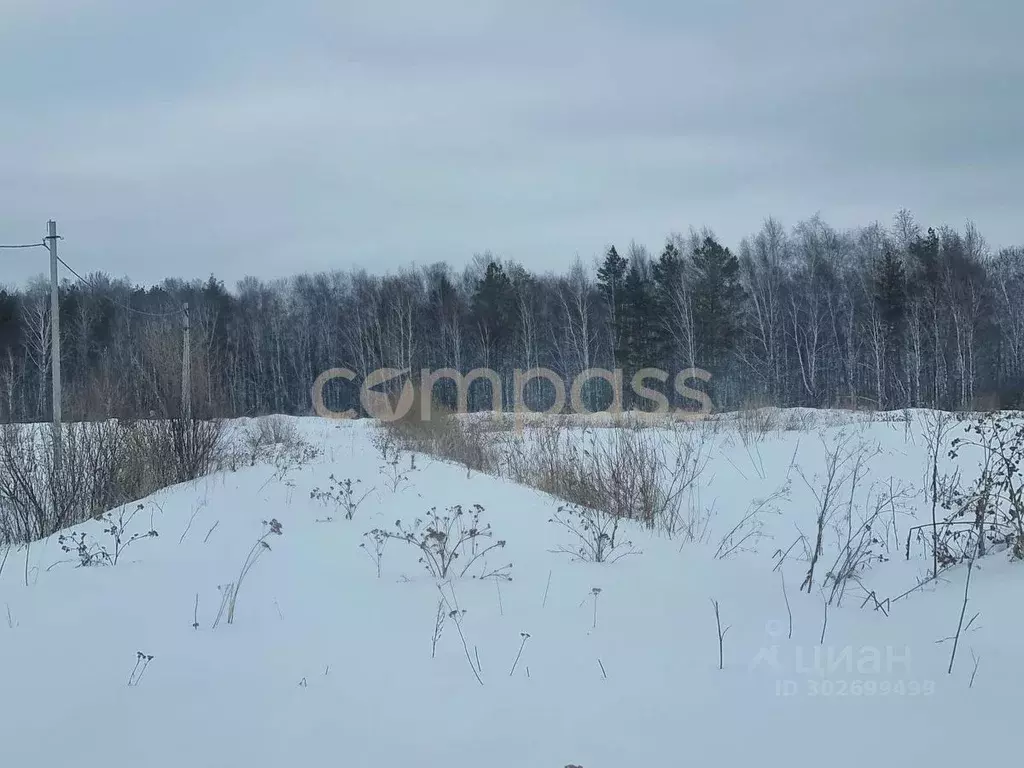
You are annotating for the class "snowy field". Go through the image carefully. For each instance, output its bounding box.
[2,410,1022,767]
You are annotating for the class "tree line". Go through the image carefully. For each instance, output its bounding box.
[1,209,1022,423]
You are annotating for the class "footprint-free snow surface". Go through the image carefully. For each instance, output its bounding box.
[2,413,1021,767]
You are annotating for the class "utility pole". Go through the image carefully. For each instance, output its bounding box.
[182,302,191,419]
[47,219,62,471]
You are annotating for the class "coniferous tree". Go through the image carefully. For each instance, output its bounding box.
[471,261,516,390]
[596,246,628,368]
[651,240,686,363]
[873,242,909,406]
[619,257,657,372]
[908,228,944,405]
[690,235,745,372]
[0,212,1021,422]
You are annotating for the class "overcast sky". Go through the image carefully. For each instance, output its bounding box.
[1,0,1021,288]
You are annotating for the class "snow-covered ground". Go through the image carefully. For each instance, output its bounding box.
[2,411,1021,767]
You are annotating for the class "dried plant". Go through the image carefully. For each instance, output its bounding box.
[367,504,511,581]
[549,503,640,564]
[216,518,284,627]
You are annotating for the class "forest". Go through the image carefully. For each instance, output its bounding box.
[1,209,1022,422]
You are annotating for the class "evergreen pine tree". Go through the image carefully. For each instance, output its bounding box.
[596,246,628,368]
[872,242,909,406]
[620,258,658,373]
[472,261,515,354]
[874,243,908,338]
[690,235,744,370]
[651,240,686,362]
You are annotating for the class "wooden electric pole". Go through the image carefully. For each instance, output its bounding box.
[182,302,191,419]
[46,219,62,471]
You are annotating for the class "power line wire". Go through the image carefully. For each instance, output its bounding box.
[57,256,186,319]
[5,232,184,319]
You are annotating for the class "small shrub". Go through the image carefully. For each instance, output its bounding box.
[734,403,778,441]
[100,503,160,565]
[508,422,709,535]
[0,419,220,544]
[367,504,511,581]
[375,408,714,545]
[310,475,374,520]
[379,381,503,473]
[57,502,158,567]
[934,412,1024,562]
[164,417,225,482]
[385,408,499,475]
[58,531,108,567]
[821,480,906,606]
[549,503,641,564]
[796,433,877,593]
[372,430,419,493]
[239,416,313,467]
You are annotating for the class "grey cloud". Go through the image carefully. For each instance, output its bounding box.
[1,0,1022,287]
